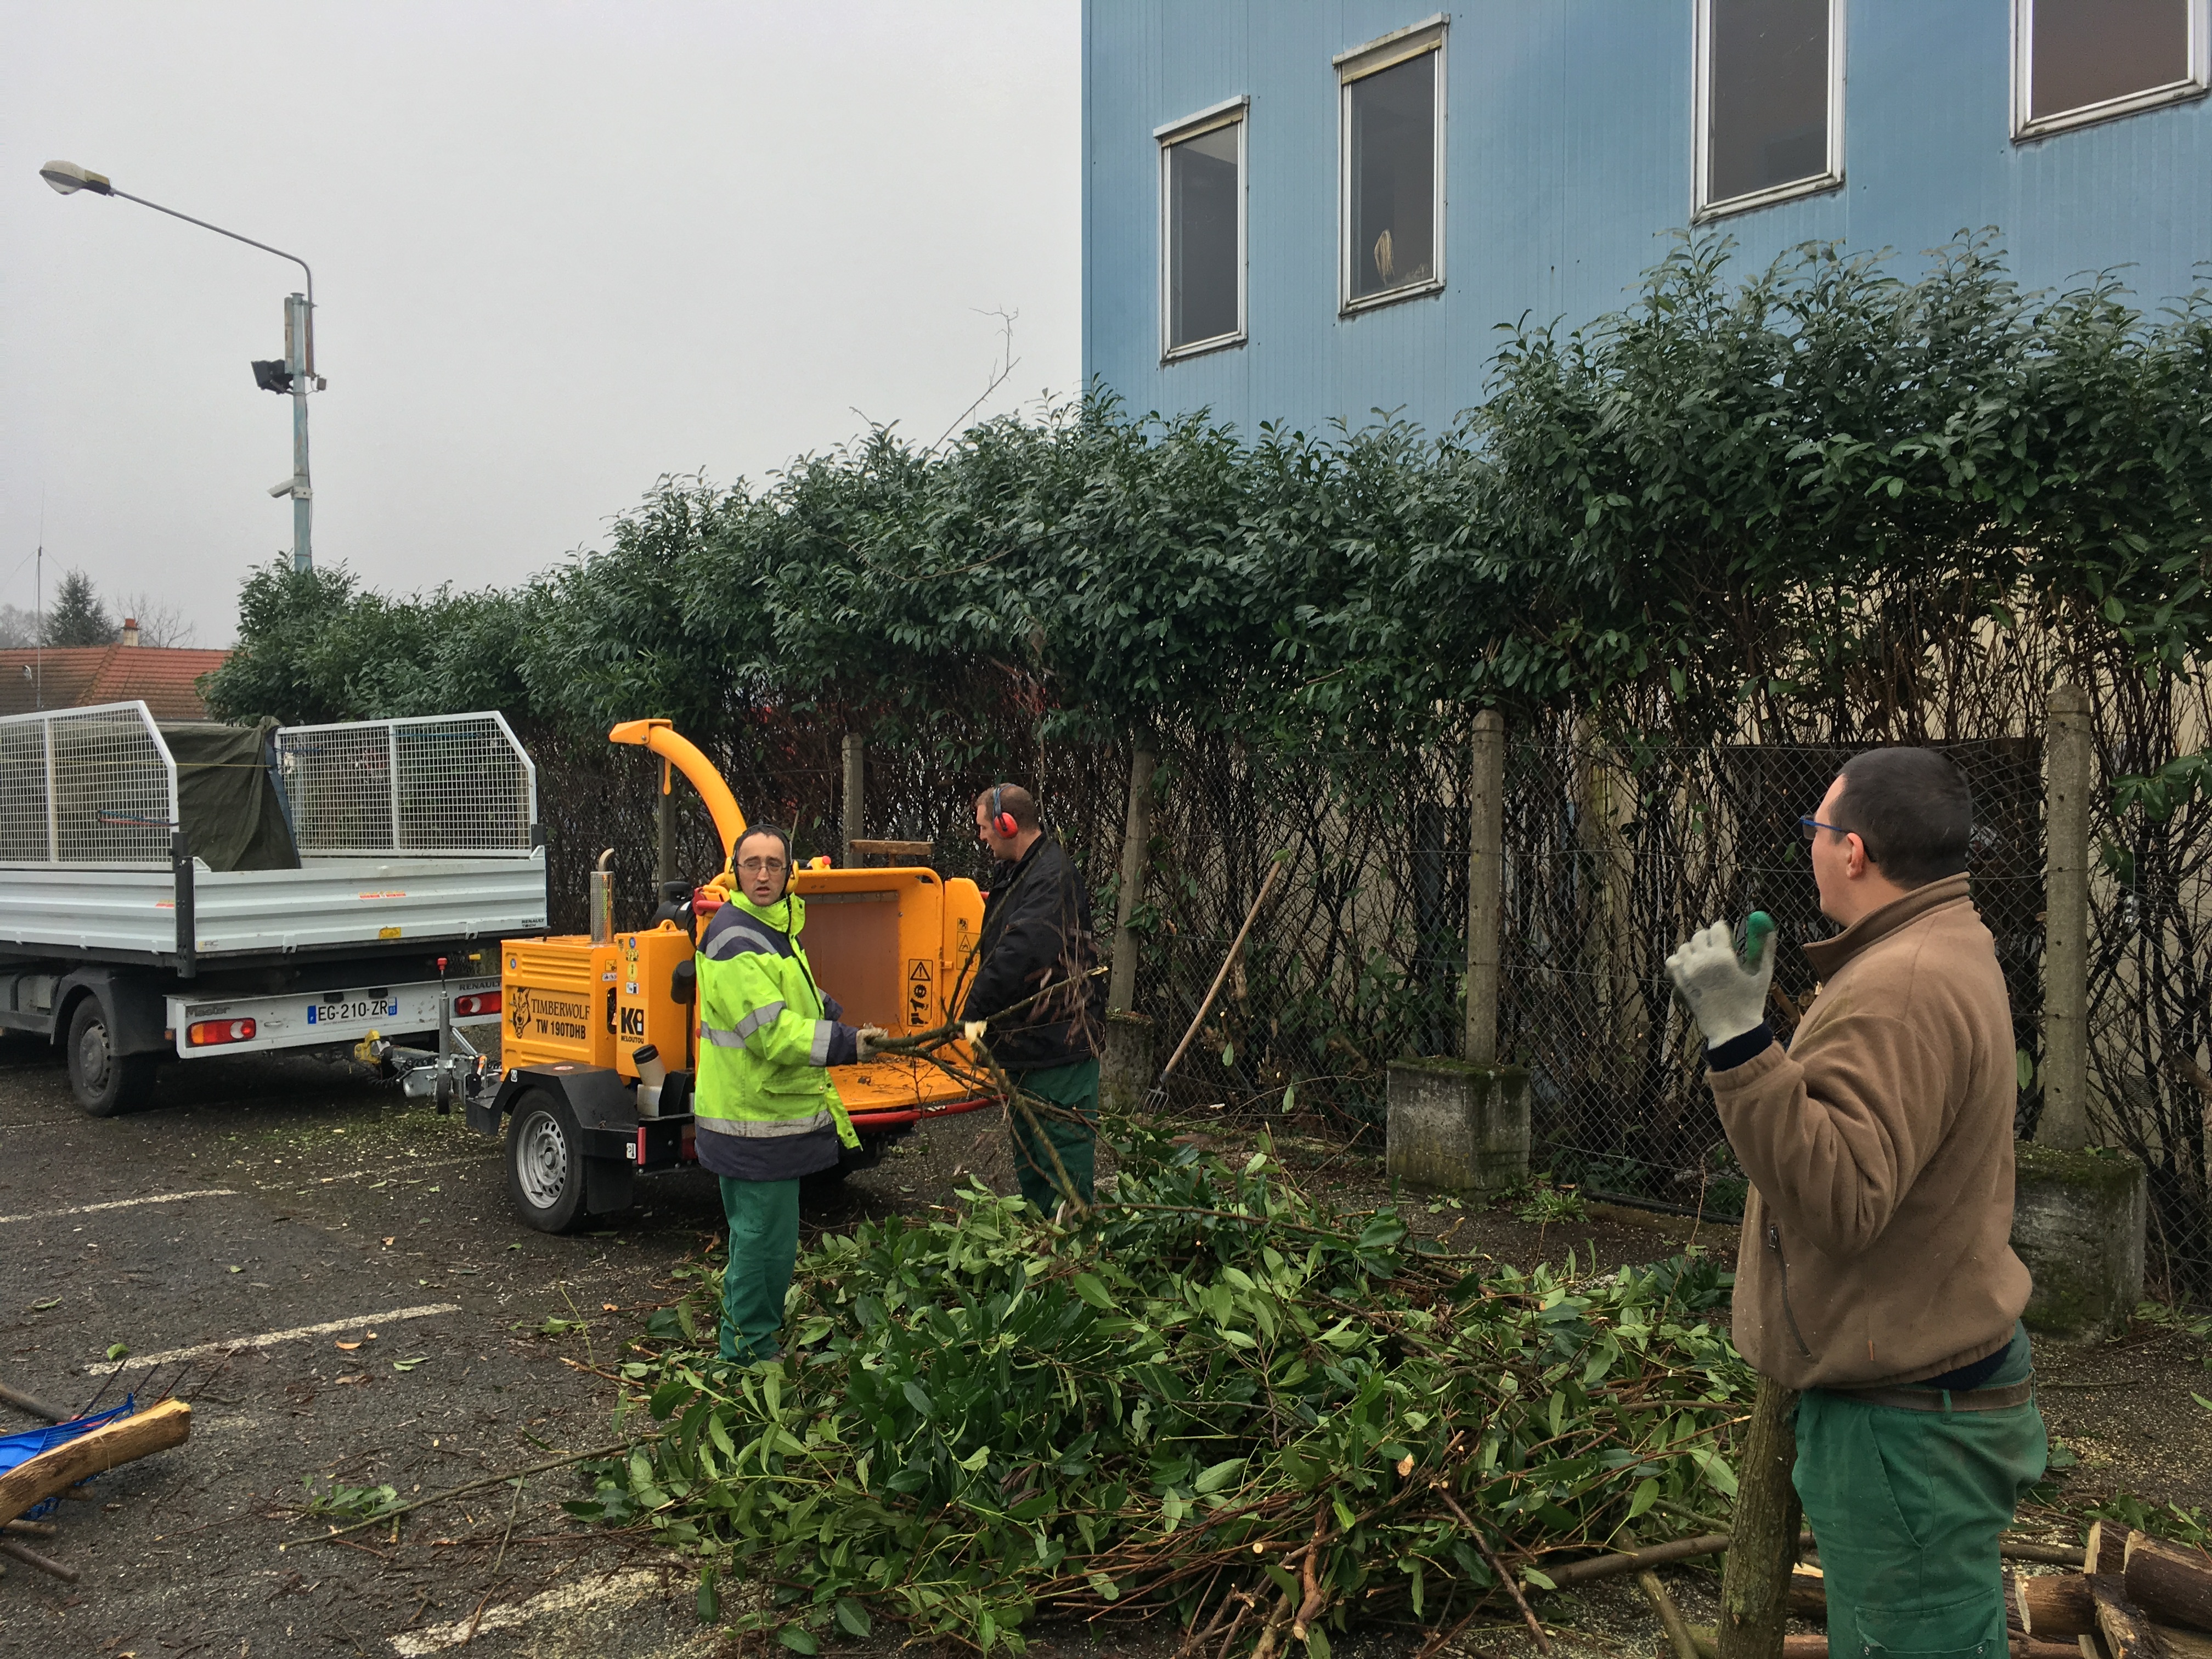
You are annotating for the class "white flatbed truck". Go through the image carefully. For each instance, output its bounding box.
[0,702,546,1114]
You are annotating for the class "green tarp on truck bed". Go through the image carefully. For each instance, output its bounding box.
[159,720,300,872]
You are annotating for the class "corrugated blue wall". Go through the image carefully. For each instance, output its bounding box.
[1082,1,2212,438]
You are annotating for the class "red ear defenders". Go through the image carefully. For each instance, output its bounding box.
[989,786,1019,840]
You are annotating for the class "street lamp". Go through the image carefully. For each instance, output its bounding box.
[41,160,324,574]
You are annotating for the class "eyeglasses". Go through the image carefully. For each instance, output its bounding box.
[1798,816,1850,843]
[738,856,787,875]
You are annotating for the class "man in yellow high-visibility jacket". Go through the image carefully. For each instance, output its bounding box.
[694,824,884,1362]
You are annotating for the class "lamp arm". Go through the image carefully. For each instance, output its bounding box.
[109,188,313,310]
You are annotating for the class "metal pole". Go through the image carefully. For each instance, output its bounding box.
[285,293,313,572]
[653,759,676,891]
[840,733,865,867]
[1465,709,1505,1066]
[1107,741,1157,1017]
[2042,683,2094,1149]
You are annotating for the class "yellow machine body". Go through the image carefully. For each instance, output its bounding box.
[500,867,984,1117]
[500,937,620,1070]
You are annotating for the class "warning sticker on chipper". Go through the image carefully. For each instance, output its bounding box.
[907,958,932,1025]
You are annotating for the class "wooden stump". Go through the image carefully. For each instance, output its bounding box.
[1719,1376,1804,1659]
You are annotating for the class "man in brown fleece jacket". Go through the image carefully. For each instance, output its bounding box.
[1666,748,2046,1659]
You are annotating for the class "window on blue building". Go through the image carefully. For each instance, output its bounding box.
[1158,99,1246,358]
[1338,20,1445,312]
[1695,0,1844,218]
[2014,0,2208,138]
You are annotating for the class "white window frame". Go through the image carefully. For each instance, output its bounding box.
[2011,0,2210,140]
[1156,95,1250,363]
[1336,15,1447,317]
[1693,0,1847,221]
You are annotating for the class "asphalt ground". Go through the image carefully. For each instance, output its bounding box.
[0,1028,794,1657]
[3,1026,2201,1659]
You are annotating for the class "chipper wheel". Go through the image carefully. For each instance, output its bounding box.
[505,1088,588,1233]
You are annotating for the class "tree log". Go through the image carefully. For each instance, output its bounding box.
[1641,1570,1705,1659]
[2125,1533,2212,1633]
[2019,1575,2102,1638]
[0,1398,190,1523]
[2095,1576,2169,1659]
[0,1537,78,1582]
[1789,1566,1826,1623]
[1720,1378,1805,1659]
[2151,1624,2212,1659]
[2087,1526,2114,1577]
[0,1381,68,1424]
[2,1517,58,1538]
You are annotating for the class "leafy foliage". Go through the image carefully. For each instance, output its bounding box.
[577,1124,1751,1652]
[204,235,2212,753]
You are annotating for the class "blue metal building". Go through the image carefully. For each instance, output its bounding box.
[1082,2,2212,437]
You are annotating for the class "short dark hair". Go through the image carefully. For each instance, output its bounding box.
[976,784,1039,832]
[735,823,793,866]
[1830,749,1972,888]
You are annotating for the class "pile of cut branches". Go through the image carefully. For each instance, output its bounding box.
[576,1124,1754,1654]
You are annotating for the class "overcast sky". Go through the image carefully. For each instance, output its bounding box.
[1,2,1081,647]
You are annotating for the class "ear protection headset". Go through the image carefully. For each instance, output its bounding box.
[989,786,1020,840]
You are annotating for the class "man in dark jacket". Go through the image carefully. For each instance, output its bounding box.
[962,783,1103,1214]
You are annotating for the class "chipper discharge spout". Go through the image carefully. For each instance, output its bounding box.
[469,719,991,1233]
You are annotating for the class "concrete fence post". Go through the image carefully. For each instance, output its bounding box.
[1385,708,1527,1193]
[840,733,865,870]
[2041,684,2092,1150]
[1465,708,1505,1066]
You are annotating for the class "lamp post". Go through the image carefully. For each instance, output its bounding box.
[40,160,323,574]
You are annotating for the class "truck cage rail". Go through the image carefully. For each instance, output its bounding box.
[0,703,538,868]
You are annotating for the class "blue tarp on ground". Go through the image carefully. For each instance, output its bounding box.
[0,1397,134,1518]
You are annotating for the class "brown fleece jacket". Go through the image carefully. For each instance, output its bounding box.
[1709,873,2031,1390]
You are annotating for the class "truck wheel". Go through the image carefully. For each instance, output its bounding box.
[506,1089,587,1233]
[67,998,157,1118]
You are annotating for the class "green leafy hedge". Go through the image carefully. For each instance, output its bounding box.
[205,233,2212,752]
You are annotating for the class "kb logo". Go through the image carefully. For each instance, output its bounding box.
[619,1006,646,1039]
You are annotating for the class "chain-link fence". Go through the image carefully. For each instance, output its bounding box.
[518,687,2212,1302]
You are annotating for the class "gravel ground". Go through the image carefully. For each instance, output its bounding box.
[3,1036,2205,1659]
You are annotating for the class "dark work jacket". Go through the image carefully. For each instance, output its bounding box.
[961,836,1102,1072]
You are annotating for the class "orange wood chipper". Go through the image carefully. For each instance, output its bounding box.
[467,718,991,1232]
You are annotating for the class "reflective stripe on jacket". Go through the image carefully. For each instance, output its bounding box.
[694,890,860,1149]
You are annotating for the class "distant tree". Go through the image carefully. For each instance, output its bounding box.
[41,572,118,647]
[0,604,36,648]
[112,594,199,649]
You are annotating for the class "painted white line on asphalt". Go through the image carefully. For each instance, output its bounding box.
[388,1568,663,1654]
[86,1302,462,1375]
[0,1188,239,1224]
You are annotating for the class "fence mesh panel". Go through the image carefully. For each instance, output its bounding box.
[516,696,2212,1302]
[0,704,177,866]
[276,714,535,856]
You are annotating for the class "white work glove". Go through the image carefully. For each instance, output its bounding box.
[1664,921,1774,1049]
[855,1025,890,1062]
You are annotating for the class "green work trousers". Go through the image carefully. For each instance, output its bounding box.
[718,1176,800,1363]
[1796,1323,2047,1659]
[1008,1058,1099,1214]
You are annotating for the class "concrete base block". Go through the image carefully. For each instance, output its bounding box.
[2011,1142,2146,1341]
[1100,1012,1155,1113]
[1386,1058,1531,1193]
